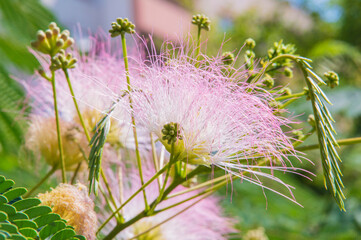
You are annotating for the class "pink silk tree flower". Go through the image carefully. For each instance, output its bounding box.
[98,163,236,240]
[20,36,134,169]
[128,43,312,204]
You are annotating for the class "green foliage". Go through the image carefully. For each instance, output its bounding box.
[0,0,57,158]
[0,175,85,239]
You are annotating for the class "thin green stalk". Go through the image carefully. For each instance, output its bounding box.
[275,91,306,101]
[24,166,57,198]
[279,98,299,108]
[102,165,211,239]
[63,68,120,216]
[128,192,213,240]
[70,161,82,184]
[195,26,201,61]
[296,136,361,151]
[121,32,149,210]
[62,68,91,141]
[50,71,67,183]
[155,176,234,214]
[96,163,171,234]
[99,182,123,223]
[166,174,230,199]
[149,144,177,213]
[150,133,162,191]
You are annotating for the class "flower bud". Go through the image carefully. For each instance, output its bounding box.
[307,114,316,128]
[222,52,235,65]
[245,38,256,49]
[324,71,339,88]
[262,74,274,88]
[280,87,292,96]
[48,22,57,30]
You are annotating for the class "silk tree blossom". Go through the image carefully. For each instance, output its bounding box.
[128,47,312,203]
[99,163,235,240]
[20,37,136,169]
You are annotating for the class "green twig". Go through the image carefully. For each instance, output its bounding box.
[297,136,361,151]
[50,71,67,183]
[24,166,57,198]
[120,32,149,211]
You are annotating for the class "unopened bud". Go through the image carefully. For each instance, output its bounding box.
[45,30,52,39]
[222,52,235,65]
[262,74,274,88]
[245,38,256,49]
[292,130,304,140]
[307,114,316,127]
[280,87,292,96]
[246,50,255,59]
[48,22,57,30]
[324,71,339,88]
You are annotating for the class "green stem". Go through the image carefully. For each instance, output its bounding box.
[62,68,91,141]
[96,163,171,234]
[128,192,213,240]
[275,91,306,101]
[100,165,208,238]
[195,26,201,67]
[50,71,67,183]
[121,32,148,210]
[70,161,82,185]
[296,136,361,151]
[156,178,231,214]
[24,166,56,198]
[63,68,120,214]
[166,174,230,199]
[150,133,161,191]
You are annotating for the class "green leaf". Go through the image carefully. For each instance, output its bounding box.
[39,220,66,240]
[18,227,38,238]
[50,228,76,240]
[0,212,7,222]
[12,199,41,212]
[9,234,26,240]
[8,213,28,222]
[0,180,15,194]
[3,188,27,202]
[0,223,18,234]
[24,206,51,219]
[12,220,37,230]
[33,213,61,229]
[0,177,5,184]
[0,205,16,217]
[0,233,6,240]
[0,196,7,204]
[73,235,86,240]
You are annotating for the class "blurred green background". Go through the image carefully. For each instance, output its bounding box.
[1,0,361,239]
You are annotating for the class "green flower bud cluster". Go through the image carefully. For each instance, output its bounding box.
[267,40,296,59]
[324,71,339,88]
[280,87,292,96]
[191,14,211,31]
[262,74,274,88]
[307,114,316,128]
[221,52,235,65]
[292,130,304,140]
[109,18,135,37]
[50,50,77,71]
[245,38,256,49]
[31,22,74,57]
[162,122,183,145]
